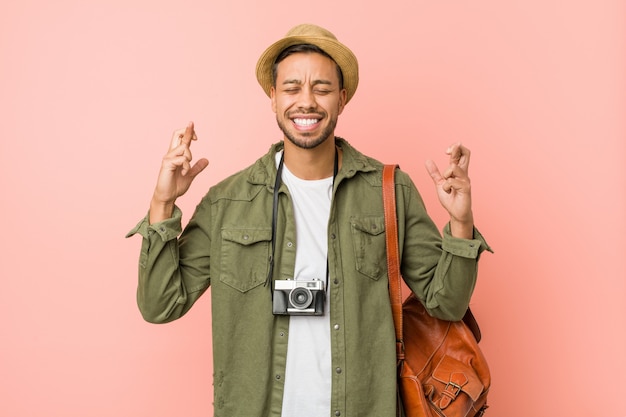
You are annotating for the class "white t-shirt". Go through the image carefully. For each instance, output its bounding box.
[277,152,333,417]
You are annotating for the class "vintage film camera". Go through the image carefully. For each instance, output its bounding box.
[272,279,325,316]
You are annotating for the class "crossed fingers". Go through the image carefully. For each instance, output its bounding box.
[447,142,470,173]
[167,122,198,175]
[441,143,471,193]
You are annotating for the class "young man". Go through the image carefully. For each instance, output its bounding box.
[128,23,489,417]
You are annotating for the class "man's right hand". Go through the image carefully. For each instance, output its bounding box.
[149,122,209,224]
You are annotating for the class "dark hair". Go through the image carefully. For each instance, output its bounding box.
[272,44,344,90]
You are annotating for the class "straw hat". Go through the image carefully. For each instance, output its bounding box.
[255,24,359,103]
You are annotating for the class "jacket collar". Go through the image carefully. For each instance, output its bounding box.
[247,137,377,187]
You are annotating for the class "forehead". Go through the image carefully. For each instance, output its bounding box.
[275,52,339,82]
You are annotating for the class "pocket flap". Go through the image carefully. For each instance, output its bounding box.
[350,216,385,236]
[432,355,484,401]
[221,228,272,246]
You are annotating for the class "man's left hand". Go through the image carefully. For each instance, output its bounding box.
[425,143,474,239]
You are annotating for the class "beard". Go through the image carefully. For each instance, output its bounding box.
[276,112,338,150]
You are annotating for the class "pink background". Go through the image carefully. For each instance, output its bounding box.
[1,0,624,416]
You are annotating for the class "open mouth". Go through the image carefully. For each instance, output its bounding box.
[292,117,321,130]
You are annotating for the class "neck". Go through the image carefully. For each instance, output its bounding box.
[283,137,341,180]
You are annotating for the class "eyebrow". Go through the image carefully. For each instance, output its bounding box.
[281,79,334,87]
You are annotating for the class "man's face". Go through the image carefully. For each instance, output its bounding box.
[271,52,347,150]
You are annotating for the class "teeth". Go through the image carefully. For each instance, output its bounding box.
[293,118,319,126]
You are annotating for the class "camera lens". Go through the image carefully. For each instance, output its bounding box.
[289,287,313,309]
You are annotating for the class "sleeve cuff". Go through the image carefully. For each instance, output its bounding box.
[125,206,183,241]
[441,223,493,259]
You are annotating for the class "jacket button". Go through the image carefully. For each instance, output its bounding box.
[335,411,341,416]
[335,367,342,374]
[334,324,340,330]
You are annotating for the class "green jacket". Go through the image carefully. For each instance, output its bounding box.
[127,138,490,417]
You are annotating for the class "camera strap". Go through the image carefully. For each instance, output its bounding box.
[264,148,339,300]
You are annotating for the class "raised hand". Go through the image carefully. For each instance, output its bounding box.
[150,122,209,224]
[425,143,474,239]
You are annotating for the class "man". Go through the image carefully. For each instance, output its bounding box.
[127,24,490,417]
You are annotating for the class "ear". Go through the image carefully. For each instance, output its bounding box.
[270,86,277,113]
[337,88,347,115]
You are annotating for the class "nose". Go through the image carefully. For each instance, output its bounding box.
[296,87,317,110]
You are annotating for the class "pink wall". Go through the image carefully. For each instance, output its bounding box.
[1,1,624,416]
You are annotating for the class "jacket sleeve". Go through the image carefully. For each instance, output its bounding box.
[126,199,212,323]
[396,171,491,321]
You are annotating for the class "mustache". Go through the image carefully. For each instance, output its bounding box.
[287,109,325,118]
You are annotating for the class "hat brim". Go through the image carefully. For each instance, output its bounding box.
[256,35,359,104]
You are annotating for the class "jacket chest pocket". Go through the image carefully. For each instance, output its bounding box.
[220,228,272,292]
[350,216,386,280]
